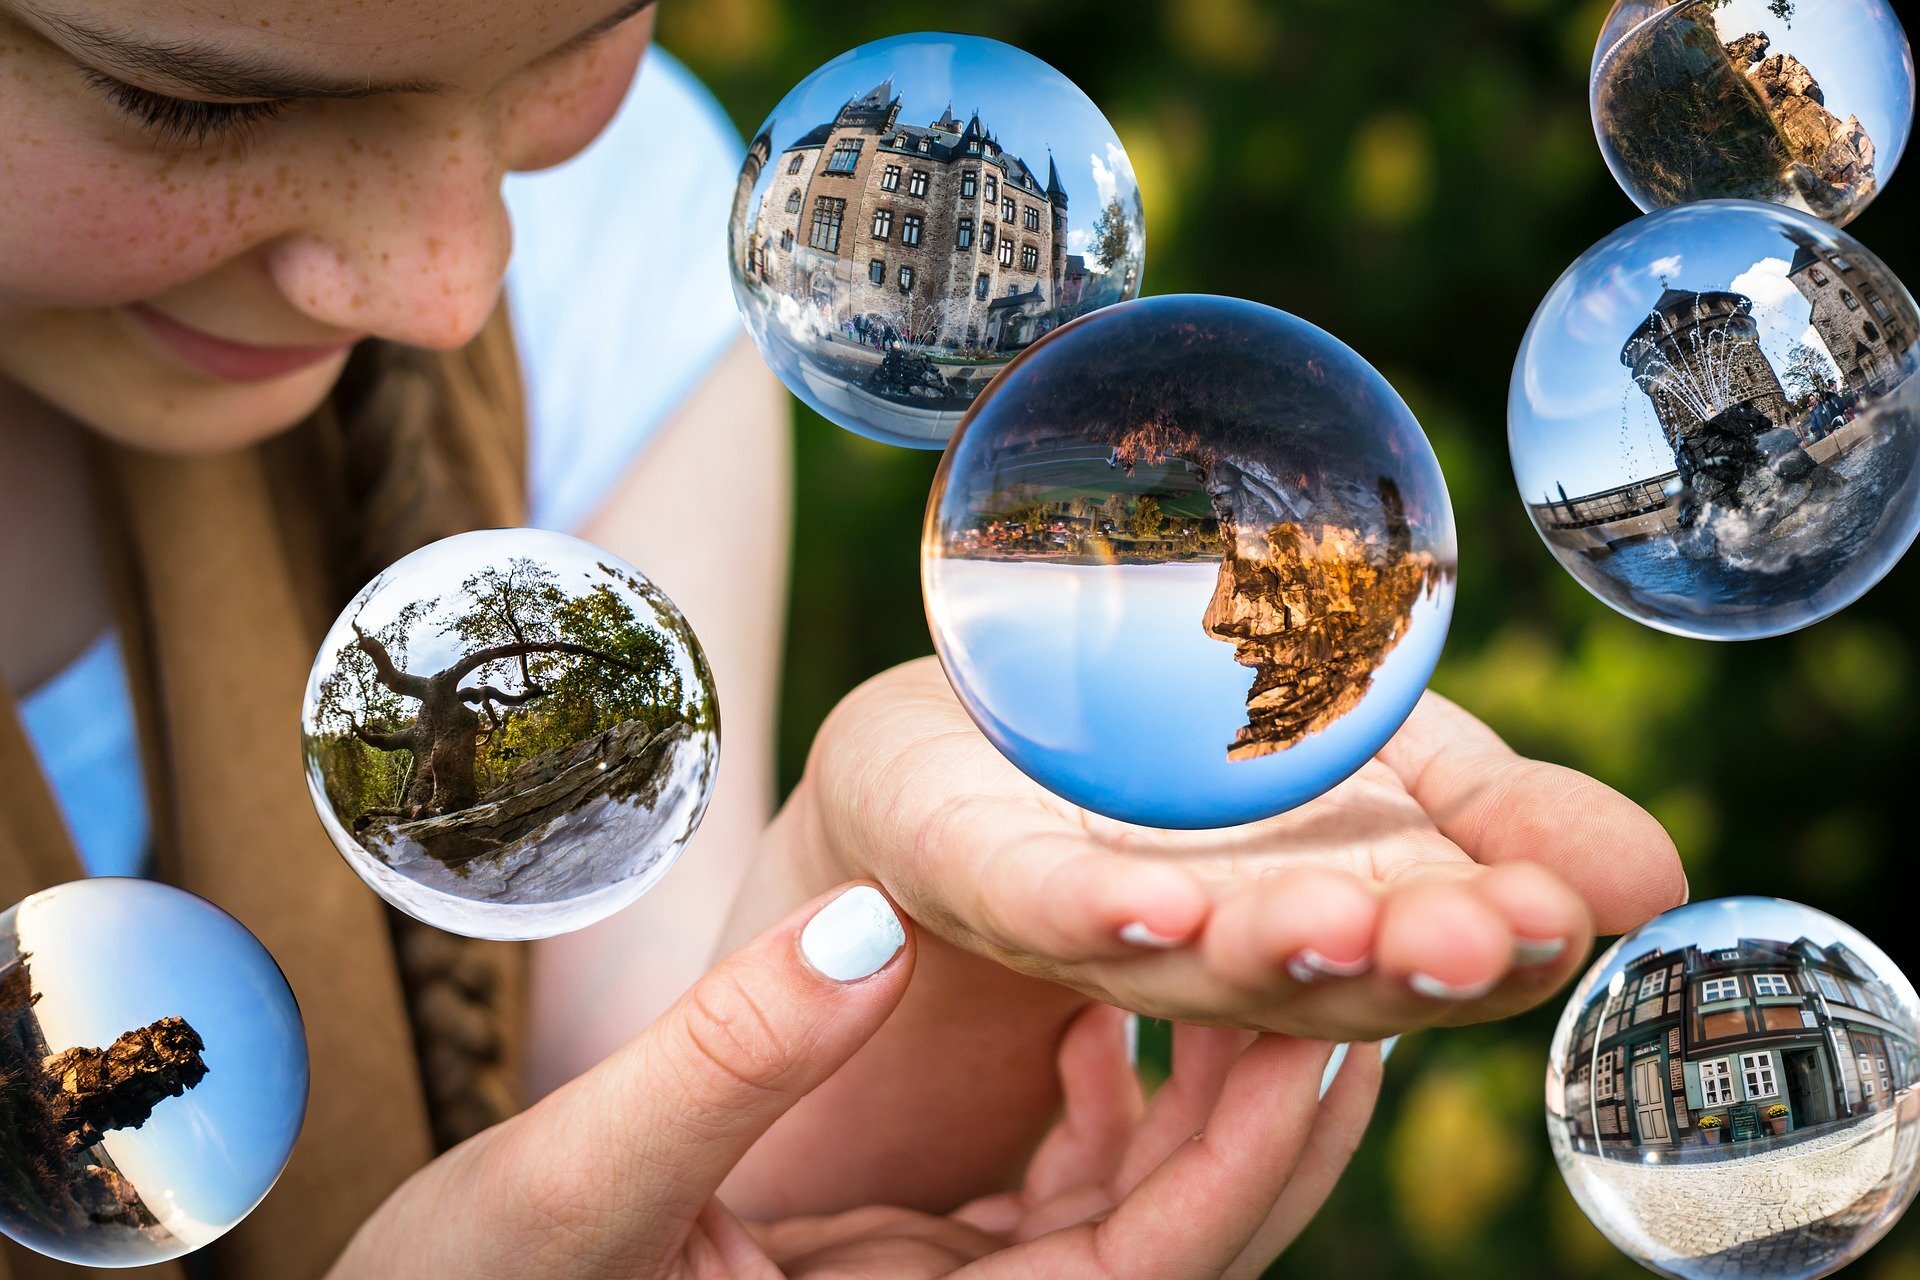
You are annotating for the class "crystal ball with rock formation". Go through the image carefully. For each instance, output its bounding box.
[1591,0,1913,226]
[923,294,1456,830]
[727,31,1147,449]
[1548,897,1920,1280]
[301,529,719,941]
[1510,200,1920,640]
[0,879,307,1268]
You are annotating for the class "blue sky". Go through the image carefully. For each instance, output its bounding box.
[925,560,1452,829]
[743,33,1143,267]
[8,879,306,1249]
[1707,0,1914,175]
[1509,201,1885,500]
[1577,896,1917,1014]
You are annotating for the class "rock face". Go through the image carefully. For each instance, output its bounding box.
[1731,36,1877,216]
[44,1016,210,1152]
[1203,499,1444,761]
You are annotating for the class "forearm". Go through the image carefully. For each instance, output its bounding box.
[718,780,1089,1220]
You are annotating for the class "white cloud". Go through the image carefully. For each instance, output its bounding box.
[1728,256,1803,314]
[1648,254,1685,280]
[1089,143,1136,209]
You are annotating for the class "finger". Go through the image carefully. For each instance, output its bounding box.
[492,883,913,1269]
[1115,1024,1258,1192]
[1023,1003,1145,1206]
[684,1201,784,1280]
[1377,692,1686,931]
[1200,866,1380,993]
[1375,873,1513,1004]
[1420,860,1593,1025]
[1225,1041,1386,1280]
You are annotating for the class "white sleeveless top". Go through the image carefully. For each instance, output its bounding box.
[17,49,745,878]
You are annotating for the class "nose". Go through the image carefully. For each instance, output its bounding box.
[265,102,513,351]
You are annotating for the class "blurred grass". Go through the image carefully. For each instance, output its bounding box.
[664,0,1920,1273]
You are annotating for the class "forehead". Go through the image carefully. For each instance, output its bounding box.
[18,0,627,80]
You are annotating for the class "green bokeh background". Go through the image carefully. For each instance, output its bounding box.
[662,0,1920,1274]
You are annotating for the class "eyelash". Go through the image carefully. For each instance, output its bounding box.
[84,70,289,147]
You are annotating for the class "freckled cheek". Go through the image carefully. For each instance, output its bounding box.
[505,38,647,172]
[0,139,282,310]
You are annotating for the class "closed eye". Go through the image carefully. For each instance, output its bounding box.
[83,69,290,147]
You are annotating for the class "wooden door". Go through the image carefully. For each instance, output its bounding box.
[1632,1057,1672,1144]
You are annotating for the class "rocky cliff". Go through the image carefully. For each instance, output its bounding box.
[1728,33,1876,216]
[44,1016,210,1152]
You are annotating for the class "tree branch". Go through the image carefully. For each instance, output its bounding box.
[351,621,433,700]
[460,683,550,709]
[351,720,417,752]
[444,640,638,686]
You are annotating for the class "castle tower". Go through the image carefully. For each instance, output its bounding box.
[1046,152,1070,315]
[1785,228,1916,397]
[1621,288,1792,464]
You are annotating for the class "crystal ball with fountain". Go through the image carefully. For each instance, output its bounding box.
[923,295,1456,830]
[1510,201,1920,640]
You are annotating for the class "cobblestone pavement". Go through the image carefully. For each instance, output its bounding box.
[1569,1102,1920,1277]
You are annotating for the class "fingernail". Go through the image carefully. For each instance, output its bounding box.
[801,886,905,982]
[1123,1013,1140,1068]
[1409,972,1498,1001]
[1285,948,1373,984]
[1514,936,1568,967]
[1119,921,1187,950]
[1317,1042,1351,1099]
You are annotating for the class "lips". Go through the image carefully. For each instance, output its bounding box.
[125,302,359,383]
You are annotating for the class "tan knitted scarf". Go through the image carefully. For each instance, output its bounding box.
[0,308,530,1280]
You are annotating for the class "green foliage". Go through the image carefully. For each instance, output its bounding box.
[1091,194,1134,272]
[669,0,1920,1273]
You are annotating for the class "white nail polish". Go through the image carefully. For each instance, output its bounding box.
[1123,1013,1140,1068]
[1286,948,1373,984]
[1514,936,1567,967]
[1119,921,1185,950]
[1409,972,1498,1001]
[1317,1043,1350,1099]
[801,886,905,982]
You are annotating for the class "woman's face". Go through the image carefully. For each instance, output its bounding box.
[0,0,654,453]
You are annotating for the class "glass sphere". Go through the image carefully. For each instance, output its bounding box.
[301,529,719,940]
[924,294,1457,830]
[1548,897,1920,1279]
[728,32,1146,449]
[0,879,307,1268]
[1592,0,1913,226]
[1510,201,1920,640]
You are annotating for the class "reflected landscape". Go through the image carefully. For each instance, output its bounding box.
[1592,0,1912,225]
[1549,898,1920,1279]
[302,529,719,940]
[0,881,306,1267]
[729,33,1145,448]
[1510,201,1920,639]
[925,295,1455,829]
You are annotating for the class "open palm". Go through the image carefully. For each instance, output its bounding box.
[801,658,1686,1042]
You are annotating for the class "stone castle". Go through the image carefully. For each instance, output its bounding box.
[742,80,1084,353]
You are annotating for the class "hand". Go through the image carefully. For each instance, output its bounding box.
[758,1007,1382,1280]
[795,658,1686,1042]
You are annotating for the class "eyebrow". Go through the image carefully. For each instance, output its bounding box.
[31,0,657,100]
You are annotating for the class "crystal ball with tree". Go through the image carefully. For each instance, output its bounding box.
[728,32,1146,448]
[1548,897,1920,1279]
[0,879,307,1267]
[923,294,1456,830]
[1591,0,1912,226]
[301,529,719,940]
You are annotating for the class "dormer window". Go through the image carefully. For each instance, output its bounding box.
[895,133,908,147]
[918,137,931,152]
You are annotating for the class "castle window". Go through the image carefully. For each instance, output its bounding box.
[1001,196,1016,223]
[985,174,998,203]
[808,197,845,253]
[985,142,997,157]
[899,265,915,293]
[826,139,863,174]
[1810,266,1830,285]
[1870,295,1893,321]
[871,208,893,240]
[1024,205,1041,232]
[957,218,974,249]
[1843,290,1861,310]
[999,238,1015,267]
[1700,977,1741,1003]
[1741,1052,1779,1100]
[1699,1059,1732,1106]
[869,259,885,285]
[1021,244,1039,271]
[1865,322,1882,342]
[1752,973,1793,998]
[968,141,980,154]
[1833,255,1855,272]
[780,229,793,250]
[901,215,923,247]
[981,223,994,253]
[909,169,929,198]
[975,274,989,301]
[787,153,804,174]
[880,165,901,192]
[961,170,978,199]
[917,137,930,152]
[785,190,802,212]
